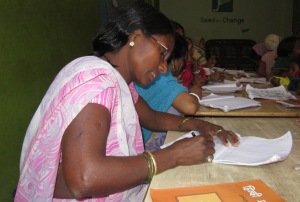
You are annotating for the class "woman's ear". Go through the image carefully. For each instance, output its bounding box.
[158,63,168,74]
[128,30,143,47]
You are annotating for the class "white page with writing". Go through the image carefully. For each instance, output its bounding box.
[246,84,296,100]
[199,93,261,112]
[202,83,243,93]
[237,77,268,84]
[160,131,292,166]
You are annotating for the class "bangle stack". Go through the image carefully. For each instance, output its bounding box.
[178,117,191,130]
[142,151,157,182]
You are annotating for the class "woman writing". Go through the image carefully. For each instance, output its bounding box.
[15,2,239,201]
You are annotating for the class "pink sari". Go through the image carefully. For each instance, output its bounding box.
[15,56,146,202]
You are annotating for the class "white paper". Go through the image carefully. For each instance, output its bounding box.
[160,131,292,166]
[213,131,292,166]
[202,83,243,93]
[199,93,261,112]
[246,84,296,101]
[237,77,268,84]
[276,100,300,108]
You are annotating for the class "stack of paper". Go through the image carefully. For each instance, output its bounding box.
[237,77,268,84]
[199,93,261,112]
[246,84,296,100]
[202,83,243,94]
[161,131,292,166]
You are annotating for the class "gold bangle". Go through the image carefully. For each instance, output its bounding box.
[142,152,157,182]
[142,152,152,182]
[178,117,191,130]
[147,152,157,175]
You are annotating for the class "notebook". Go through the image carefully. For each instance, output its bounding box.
[150,179,285,202]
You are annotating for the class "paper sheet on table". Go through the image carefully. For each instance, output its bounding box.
[161,131,292,166]
[246,84,296,100]
[214,68,256,77]
[237,77,268,84]
[276,100,300,108]
[199,93,261,112]
[202,83,242,93]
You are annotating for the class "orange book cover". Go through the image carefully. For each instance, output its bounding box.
[150,179,285,202]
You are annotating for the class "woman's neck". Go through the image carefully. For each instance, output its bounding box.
[103,51,131,84]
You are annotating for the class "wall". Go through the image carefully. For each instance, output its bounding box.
[0,1,100,200]
[160,0,293,42]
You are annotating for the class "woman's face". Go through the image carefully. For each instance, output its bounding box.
[129,33,174,86]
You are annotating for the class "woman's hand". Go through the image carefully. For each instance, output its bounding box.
[167,134,215,166]
[182,118,240,146]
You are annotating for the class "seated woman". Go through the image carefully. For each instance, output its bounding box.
[135,33,201,151]
[15,2,240,201]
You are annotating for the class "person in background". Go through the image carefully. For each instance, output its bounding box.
[257,34,280,79]
[272,36,300,77]
[270,55,300,94]
[251,34,272,61]
[192,37,207,67]
[15,2,239,201]
[135,33,201,151]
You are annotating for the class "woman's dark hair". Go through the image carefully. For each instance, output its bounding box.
[93,1,174,56]
[277,36,300,57]
[167,33,188,63]
[171,20,185,35]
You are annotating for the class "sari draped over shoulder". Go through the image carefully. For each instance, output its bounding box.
[15,56,146,202]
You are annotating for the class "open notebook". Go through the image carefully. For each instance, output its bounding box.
[161,131,292,166]
[199,93,261,112]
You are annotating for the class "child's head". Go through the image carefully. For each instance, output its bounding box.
[264,33,280,51]
[270,77,281,87]
[277,36,300,57]
[206,54,217,68]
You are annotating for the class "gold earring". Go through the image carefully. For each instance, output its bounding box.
[129,41,135,47]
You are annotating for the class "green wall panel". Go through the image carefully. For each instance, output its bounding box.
[0,1,100,200]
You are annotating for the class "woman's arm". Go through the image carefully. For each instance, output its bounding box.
[172,92,199,115]
[54,103,150,199]
[54,103,215,199]
[136,96,239,145]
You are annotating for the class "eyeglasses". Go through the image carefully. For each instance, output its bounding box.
[149,35,169,60]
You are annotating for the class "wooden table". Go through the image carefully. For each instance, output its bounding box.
[195,84,300,117]
[144,117,300,202]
